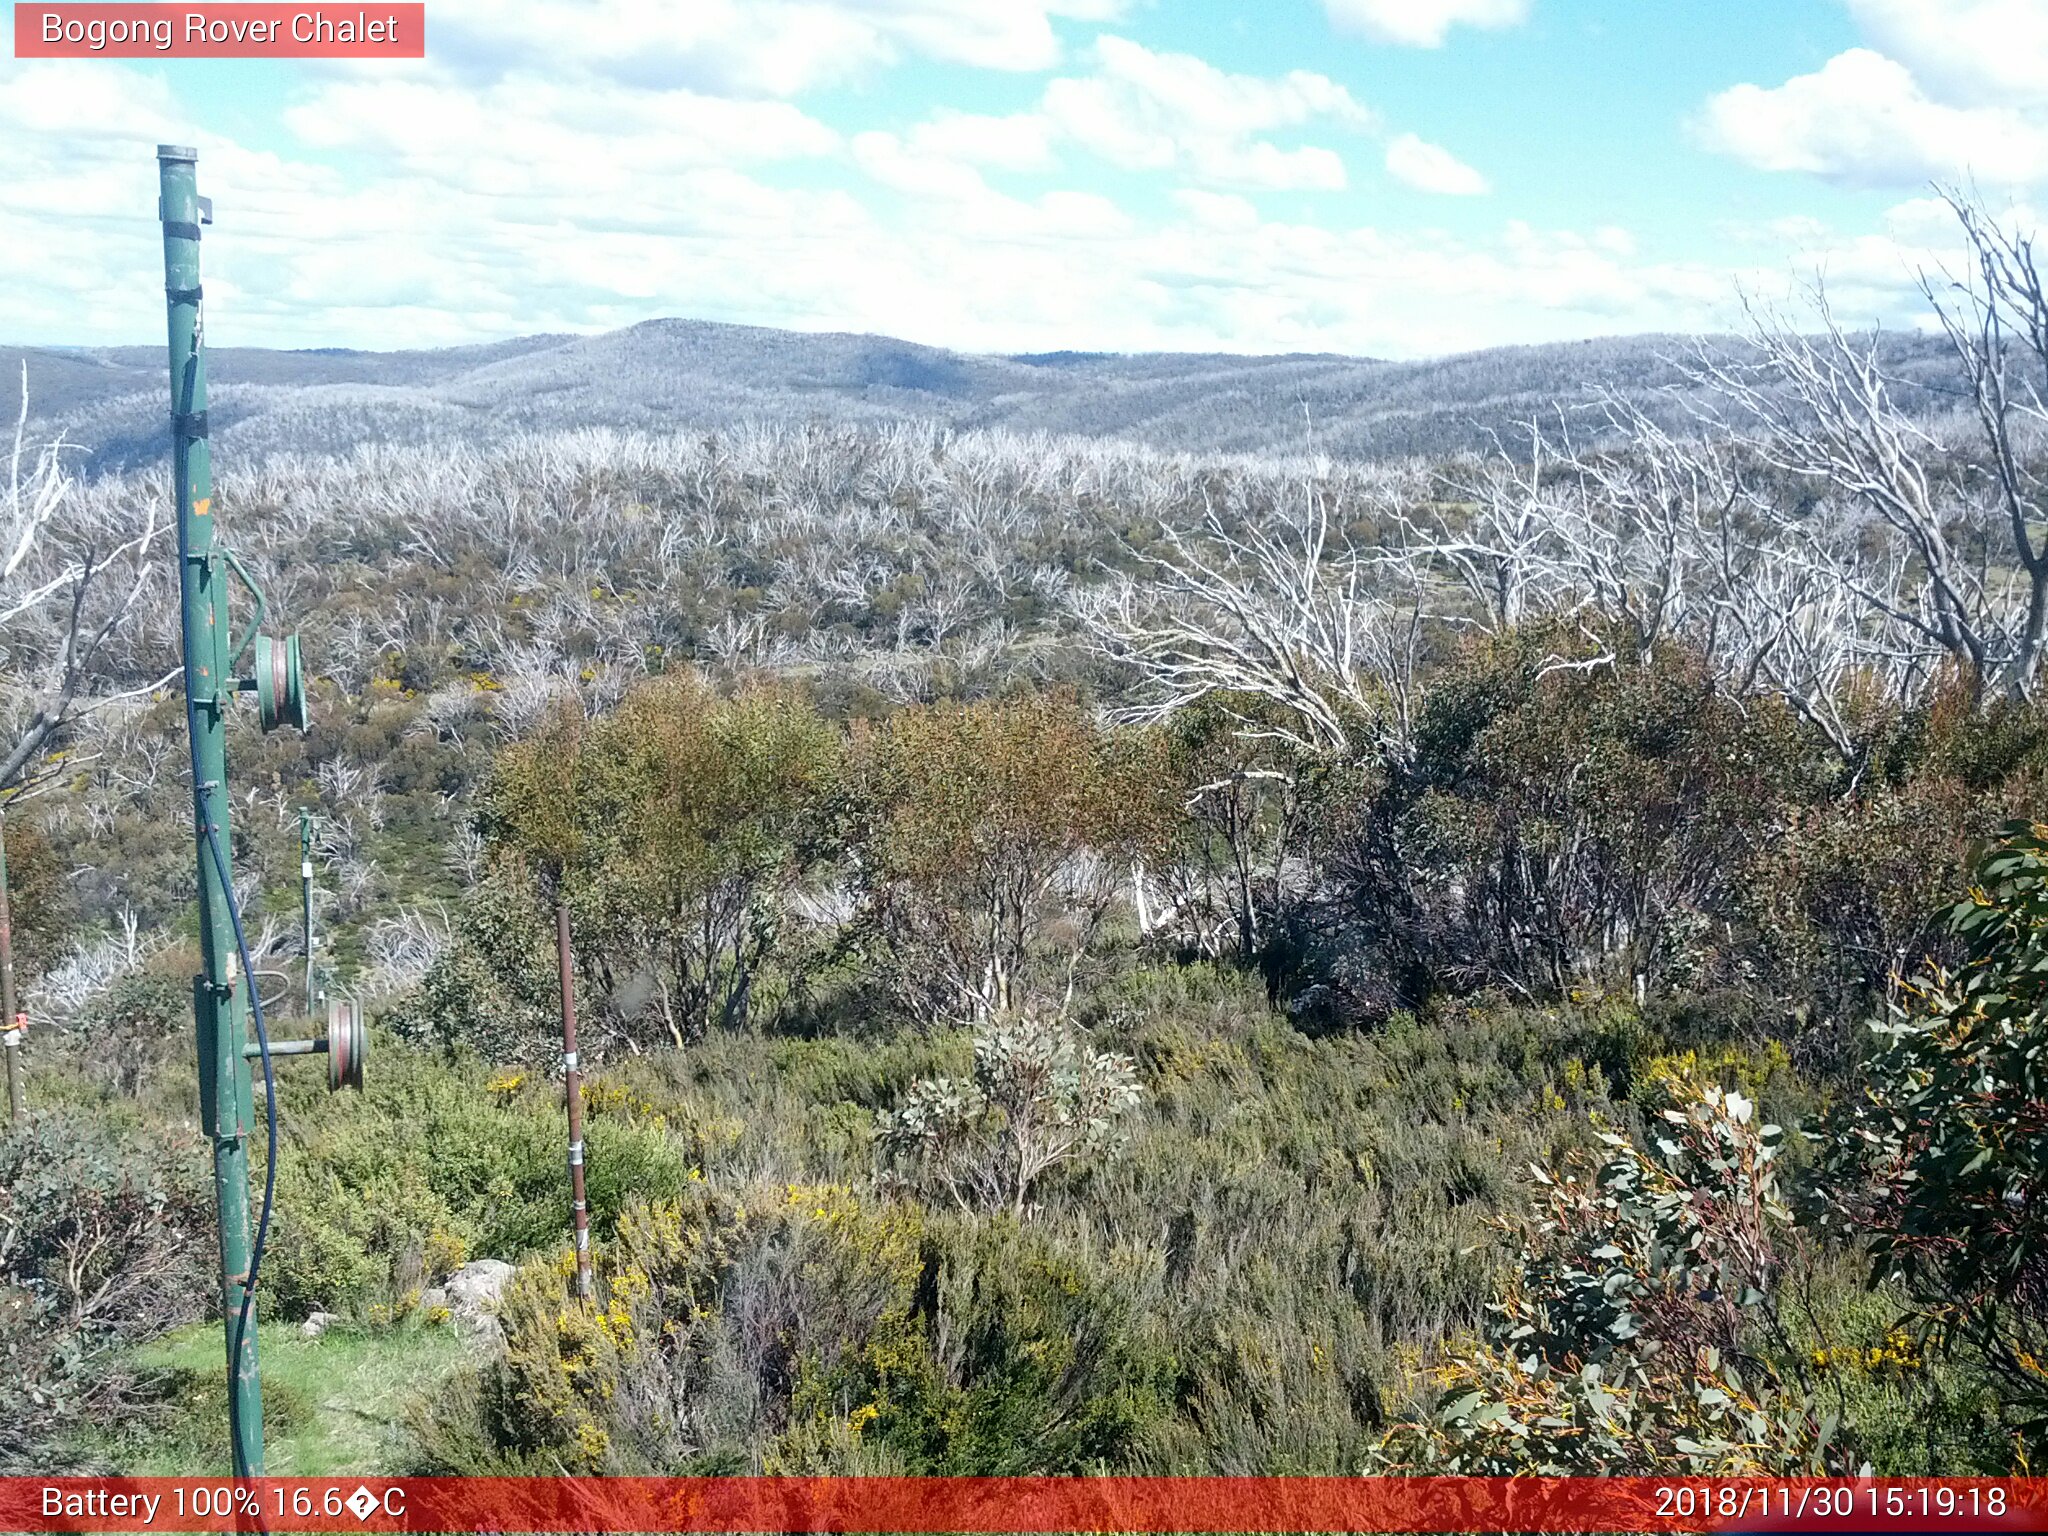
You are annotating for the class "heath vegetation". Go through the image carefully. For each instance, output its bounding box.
[6,192,2048,1478]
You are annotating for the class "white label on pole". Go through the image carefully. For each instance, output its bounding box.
[301,861,314,878]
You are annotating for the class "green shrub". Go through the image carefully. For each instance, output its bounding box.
[877,1013,1143,1217]
[0,1108,209,1470]
[458,1181,1174,1477]
[1378,1079,1843,1475]
[849,692,1174,1024]
[266,1044,691,1317]
[1808,820,2048,1436]
[384,873,561,1063]
[839,1217,1171,1474]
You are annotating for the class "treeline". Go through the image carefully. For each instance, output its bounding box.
[402,633,2043,1071]
[16,323,1965,474]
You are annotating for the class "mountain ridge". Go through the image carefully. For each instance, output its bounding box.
[2,316,1958,472]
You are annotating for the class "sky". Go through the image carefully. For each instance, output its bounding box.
[1,0,2042,358]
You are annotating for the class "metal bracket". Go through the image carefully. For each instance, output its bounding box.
[219,545,268,675]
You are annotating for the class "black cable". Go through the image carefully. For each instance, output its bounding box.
[200,813,278,1486]
[178,635,278,1482]
[173,344,277,1487]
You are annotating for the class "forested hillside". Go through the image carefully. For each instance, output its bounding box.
[1,320,1962,472]
[4,200,2047,1481]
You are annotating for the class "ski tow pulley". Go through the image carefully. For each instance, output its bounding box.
[326,999,366,1093]
[240,998,367,1092]
[254,632,309,733]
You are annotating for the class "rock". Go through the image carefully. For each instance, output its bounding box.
[299,1310,341,1339]
[443,1258,514,1313]
[438,1258,515,1352]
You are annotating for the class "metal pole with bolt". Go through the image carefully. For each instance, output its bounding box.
[555,901,594,1300]
[0,807,23,1126]
[159,143,266,1480]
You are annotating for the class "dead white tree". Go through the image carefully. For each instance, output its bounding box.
[1690,196,2048,708]
[1078,480,1427,762]
[0,370,171,793]
[1400,419,1583,634]
[1923,189,2048,699]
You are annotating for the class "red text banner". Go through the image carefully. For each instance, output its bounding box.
[0,1476,2042,1534]
[14,4,424,57]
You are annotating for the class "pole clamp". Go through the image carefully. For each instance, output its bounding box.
[171,410,209,442]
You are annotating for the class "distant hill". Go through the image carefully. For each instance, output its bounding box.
[1,317,1963,473]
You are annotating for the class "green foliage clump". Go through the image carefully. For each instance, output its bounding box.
[477,674,844,1046]
[1379,1079,1844,1475]
[878,1013,1143,1216]
[576,674,844,1041]
[455,1183,1171,1477]
[1810,820,2048,1425]
[0,1108,209,1470]
[851,691,1174,1023]
[1154,696,1309,961]
[384,871,563,1062]
[266,1044,691,1318]
[0,812,74,979]
[818,1217,1171,1475]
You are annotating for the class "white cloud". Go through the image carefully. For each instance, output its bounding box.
[0,59,179,139]
[1172,190,1261,229]
[0,11,1964,365]
[1707,195,2045,332]
[852,130,995,201]
[904,110,1057,173]
[1844,0,2048,105]
[1041,35,1373,189]
[0,59,1780,363]
[1384,133,1489,195]
[1698,47,2048,187]
[288,77,838,177]
[1323,0,1529,49]
[422,0,1126,97]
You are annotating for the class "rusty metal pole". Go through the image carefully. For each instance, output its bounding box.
[0,808,23,1126]
[300,809,316,1017]
[554,900,593,1300]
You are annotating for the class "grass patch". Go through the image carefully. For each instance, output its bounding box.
[90,1319,468,1475]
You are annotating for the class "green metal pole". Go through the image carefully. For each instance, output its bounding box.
[159,144,264,1478]
[0,807,23,1126]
